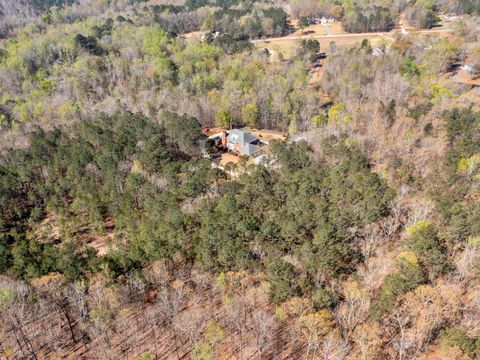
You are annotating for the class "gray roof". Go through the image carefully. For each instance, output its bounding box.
[244,142,260,155]
[462,65,475,74]
[227,129,259,146]
[227,129,261,155]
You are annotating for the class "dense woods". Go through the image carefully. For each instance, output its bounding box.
[0,112,394,290]
[0,16,319,137]
[1,0,480,359]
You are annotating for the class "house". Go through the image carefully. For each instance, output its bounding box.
[372,47,385,57]
[461,64,475,74]
[223,129,264,156]
[209,129,265,156]
[201,31,220,42]
[320,17,335,24]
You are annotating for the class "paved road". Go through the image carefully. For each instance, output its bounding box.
[251,28,453,43]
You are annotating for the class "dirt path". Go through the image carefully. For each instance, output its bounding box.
[322,24,332,35]
[399,12,414,35]
[308,60,322,84]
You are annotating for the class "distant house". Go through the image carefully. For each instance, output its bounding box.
[372,47,385,57]
[320,17,335,24]
[461,64,475,74]
[201,31,220,42]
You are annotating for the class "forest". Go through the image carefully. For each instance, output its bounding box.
[1,0,480,359]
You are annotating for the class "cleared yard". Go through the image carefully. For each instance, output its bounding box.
[182,30,205,40]
[451,70,480,86]
[219,152,242,166]
[202,126,228,137]
[209,128,285,169]
[249,129,286,142]
[202,127,286,142]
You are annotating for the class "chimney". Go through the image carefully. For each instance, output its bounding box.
[221,131,227,148]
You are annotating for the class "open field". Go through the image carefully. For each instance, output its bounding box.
[288,19,346,37]
[255,34,388,59]
[252,28,453,44]
[252,16,455,57]
[255,20,456,86]
[181,16,455,61]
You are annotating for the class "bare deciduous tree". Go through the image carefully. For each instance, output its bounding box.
[32,273,78,343]
[248,310,275,359]
[297,310,335,359]
[335,280,371,339]
[66,280,89,339]
[158,281,188,360]
[0,277,38,359]
[224,293,249,360]
[174,303,207,354]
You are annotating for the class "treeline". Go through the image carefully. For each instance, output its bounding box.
[25,0,75,10]
[32,0,289,38]
[290,0,479,32]
[150,0,288,38]
[431,108,480,245]
[342,4,395,33]
[0,0,76,37]
[0,16,319,140]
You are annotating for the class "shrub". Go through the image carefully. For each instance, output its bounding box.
[312,288,335,310]
[405,221,451,279]
[409,102,432,120]
[457,154,480,175]
[441,328,480,358]
[266,258,301,303]
[400,57,421,77]
[371,252,425,319]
